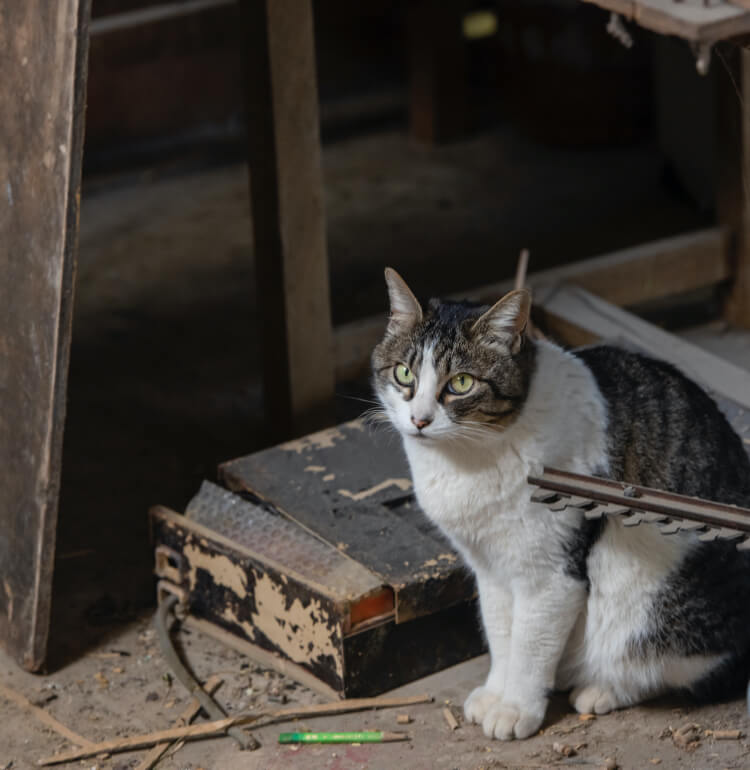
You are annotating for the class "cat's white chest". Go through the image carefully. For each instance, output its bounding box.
[404,439,532,568]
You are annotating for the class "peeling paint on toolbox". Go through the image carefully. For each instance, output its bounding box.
[151,508,349,692]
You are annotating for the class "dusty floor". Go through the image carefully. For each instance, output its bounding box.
[3,125,748,768]
[1,619,749,769]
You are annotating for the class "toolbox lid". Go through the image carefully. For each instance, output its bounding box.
[220,419,475,623]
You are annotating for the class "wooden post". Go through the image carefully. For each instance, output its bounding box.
[716,41,750,327]
[408,0,467,144]
[0,0,91,669]
[239,0,335,438]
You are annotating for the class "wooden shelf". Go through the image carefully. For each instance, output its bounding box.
[581,0,750,42]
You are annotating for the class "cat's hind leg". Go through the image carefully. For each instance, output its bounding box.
[569,684,619,715]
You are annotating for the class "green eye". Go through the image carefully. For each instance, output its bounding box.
[394,363,415,386]
[449,373,474,395]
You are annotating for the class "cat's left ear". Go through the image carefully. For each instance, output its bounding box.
[471,289,531,354]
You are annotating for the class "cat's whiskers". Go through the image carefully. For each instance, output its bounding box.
[338,394,382,407]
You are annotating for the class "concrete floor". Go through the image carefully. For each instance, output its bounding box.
[3,125,747,768]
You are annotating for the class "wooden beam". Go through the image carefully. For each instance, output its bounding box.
[333,227,729,381]
[716,42,750,327]
[240,0,334,437]
[408,0,467,144]
[581,0,750,42]
[535,285,750,409]
[0,0,91,669]
[89,0,233,35]
[479,227,730,309]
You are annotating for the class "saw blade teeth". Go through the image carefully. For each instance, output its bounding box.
[548,499,569,511]
[715,528,744,541]
[621,513,644,527]
[530,488,559,504]
[659,522,681,536]
[584,505,608,520]
[606,505,632,516]
[698,528,722,542]
[736,537,750,551]
[566,495,594,508]
[676,520,705,532]
[641,512,668,524]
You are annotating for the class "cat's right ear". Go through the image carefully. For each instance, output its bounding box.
[384,267,423,335]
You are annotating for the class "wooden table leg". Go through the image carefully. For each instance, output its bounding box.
[240,0,335,438]
[717,41,750,327]
[0,0,91,670]
[408,0,467,144]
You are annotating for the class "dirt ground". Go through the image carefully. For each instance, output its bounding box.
[3,125,748,768]
[1,620,749,770]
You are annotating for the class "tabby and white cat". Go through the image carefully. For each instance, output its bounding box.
[372,268,750,741]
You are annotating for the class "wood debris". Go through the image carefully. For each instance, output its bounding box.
[38,693,433,765]
[707,728,743,740]
[396,714,412,725]
[0,683,96,751]
[671,723,702,751]
[93,672,109,688]
[443,706,459,731]
[553,741,577,757]
[133,675,222,770]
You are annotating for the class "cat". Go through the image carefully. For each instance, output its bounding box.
[371,267,750,741]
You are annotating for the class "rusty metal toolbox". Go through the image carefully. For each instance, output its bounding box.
[150,419,483,698]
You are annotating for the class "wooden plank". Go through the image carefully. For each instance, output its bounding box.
[239,0,334,437]
[535,284,750,409]
[407,0,467,144]
[0,1,91,670]
[581,0,750,41]
[333,227,729,381]
[716,43,750,327]
[89,0,233,34]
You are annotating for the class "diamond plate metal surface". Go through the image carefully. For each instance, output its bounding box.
[185,481,383,600]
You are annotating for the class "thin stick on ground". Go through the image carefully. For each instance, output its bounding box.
[134,674,223,770]
[38,693,433,766]
[0,683,96,750]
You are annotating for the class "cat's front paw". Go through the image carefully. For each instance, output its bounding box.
[464,685,502,725]
[481,700,546,741]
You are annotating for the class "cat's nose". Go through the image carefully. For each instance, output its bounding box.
[411,415,433,430]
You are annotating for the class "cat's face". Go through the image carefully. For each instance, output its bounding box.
[372,268,536,444]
